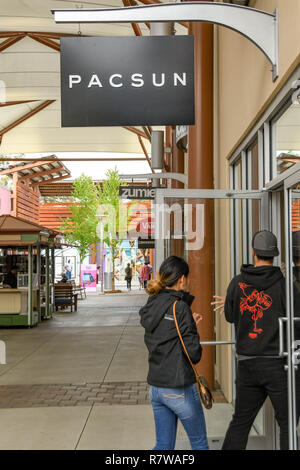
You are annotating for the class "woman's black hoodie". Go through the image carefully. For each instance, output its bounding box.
[139,289,202,388]
[225,264,285,356]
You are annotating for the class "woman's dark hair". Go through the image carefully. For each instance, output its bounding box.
[146,256,189,296]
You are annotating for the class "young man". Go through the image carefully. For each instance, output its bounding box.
[222,230,289,450]
[64,260,72,280]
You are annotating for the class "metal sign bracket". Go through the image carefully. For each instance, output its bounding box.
[52,2,279,81]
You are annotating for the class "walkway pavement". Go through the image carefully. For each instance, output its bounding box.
[0,289,230,450]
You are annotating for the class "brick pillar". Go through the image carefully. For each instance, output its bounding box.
[187,0,215,389]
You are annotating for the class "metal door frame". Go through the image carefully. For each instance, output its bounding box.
[154,187,273,449]
[154,188,269,272]
[282,169,300,450]
[260,163,300,450]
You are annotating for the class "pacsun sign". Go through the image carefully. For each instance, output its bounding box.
[60,36,194,127]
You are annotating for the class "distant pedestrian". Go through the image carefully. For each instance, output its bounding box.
[60,272,68,283]
[125,263,132,291]
[65,259,72,280]
[140,262,151,289]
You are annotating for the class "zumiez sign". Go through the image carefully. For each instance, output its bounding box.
[60,36,194,127]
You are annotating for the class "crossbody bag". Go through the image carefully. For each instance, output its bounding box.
[173,300,213,410]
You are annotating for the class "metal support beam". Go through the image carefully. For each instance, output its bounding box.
[0,160,55,175]
[119,172,188,185]
[137,135,154,172]
[27,33,60,52]
[0,100,55,143]
[0,157,146,162]
[123,0,143,36]
[52,2,279,80]
[0,100,38,108]
[0,34,25,52]
[129,0,189,28]
[123,126,149,140]
[0,32,79,53]
[31,174,72,187]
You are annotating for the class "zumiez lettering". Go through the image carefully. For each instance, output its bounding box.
[68,73,187,89]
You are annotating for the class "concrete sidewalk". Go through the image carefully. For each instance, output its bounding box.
[0,289,231,450]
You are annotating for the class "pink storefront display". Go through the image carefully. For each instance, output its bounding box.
[80,264,97,292]
[0,186,11,215]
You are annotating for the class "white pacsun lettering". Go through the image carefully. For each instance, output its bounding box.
[152,73,165,87]
[68,72,187,89]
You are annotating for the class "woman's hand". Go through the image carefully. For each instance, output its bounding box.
[211,295,225,315]
[192,312,203,326]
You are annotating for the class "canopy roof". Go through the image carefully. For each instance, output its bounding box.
[1,0,268,164]
[0,0,182,159]
[0,214,58,235]
[0,155,71,185]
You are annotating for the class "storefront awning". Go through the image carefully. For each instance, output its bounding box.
[0,214,58,236]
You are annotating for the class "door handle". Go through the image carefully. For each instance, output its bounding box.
[278,317,300,359]
[278,317,288,357]
[200,341,235,346]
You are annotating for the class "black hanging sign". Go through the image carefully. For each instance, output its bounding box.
[138,238,155,249]
[60,36,194,127]
[119,186,155,200]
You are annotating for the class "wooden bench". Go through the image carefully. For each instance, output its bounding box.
[69,280,86,300]
[54,284,78,312]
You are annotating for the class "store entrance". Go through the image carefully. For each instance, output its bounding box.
[266,163,300,450]
[154,187,276,450]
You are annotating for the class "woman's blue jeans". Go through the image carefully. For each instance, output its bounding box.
[149,383,209,450]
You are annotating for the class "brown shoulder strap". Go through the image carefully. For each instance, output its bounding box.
[172,300,198,377]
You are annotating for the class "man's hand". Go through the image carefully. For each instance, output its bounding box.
[193,312,203,326]
[211,295,225,315]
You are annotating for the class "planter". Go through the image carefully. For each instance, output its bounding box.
[104,272,113,290]
[104,290,123,294]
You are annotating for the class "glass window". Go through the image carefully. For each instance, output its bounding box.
[250,141,259,190]
[273,103,300,176]
[248,141,260,237]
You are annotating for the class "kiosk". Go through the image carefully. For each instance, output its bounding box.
[0,215,57,327]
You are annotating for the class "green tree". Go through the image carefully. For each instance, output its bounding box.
[60,174,99,265]
[97,168,127,290]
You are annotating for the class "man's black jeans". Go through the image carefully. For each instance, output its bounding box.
[222,357,288,450]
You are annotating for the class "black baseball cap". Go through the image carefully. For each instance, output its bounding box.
[252,230,279,257]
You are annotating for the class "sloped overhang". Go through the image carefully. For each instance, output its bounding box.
[0,1,183,157]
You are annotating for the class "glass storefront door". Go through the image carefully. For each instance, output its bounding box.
[264,163,300,449]
[282,169,300,449]
[154,188,274,450]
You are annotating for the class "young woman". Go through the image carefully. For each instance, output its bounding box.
[139,256,209,450]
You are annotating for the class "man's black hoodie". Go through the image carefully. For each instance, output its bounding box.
[225,265,285,357]
[139,289,202,388]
